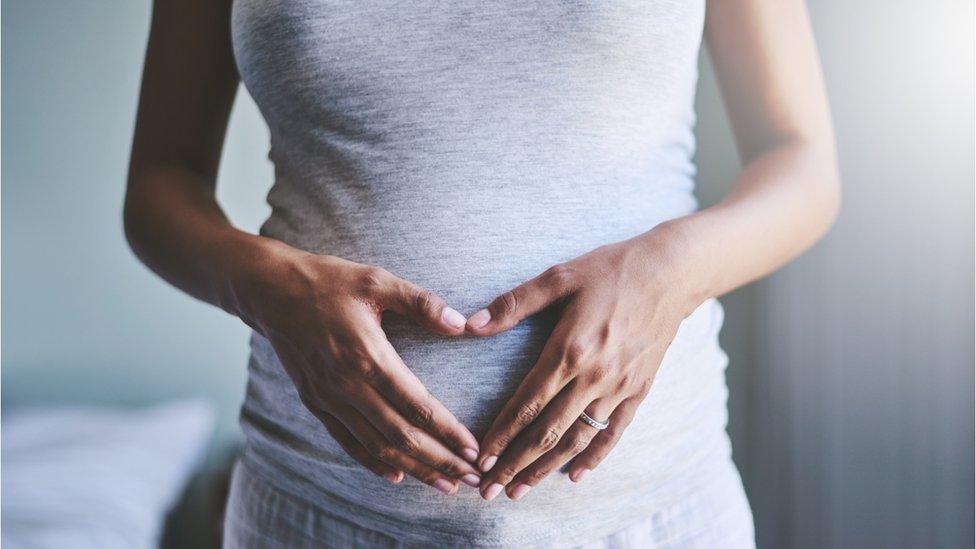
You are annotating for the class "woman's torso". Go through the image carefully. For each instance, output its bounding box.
[231,1,741,546]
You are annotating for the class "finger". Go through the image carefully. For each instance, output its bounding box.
[374,269,466,336]
[276,340,468,491]
[475,323,577,472]
[479,381,592,500]
[359,326,482,462]
[312,408,404,484]
[349,383,482,486]
[329,405,464,495]
[505,398,617,499]
[567,395,643,482]
[466,264,579,336]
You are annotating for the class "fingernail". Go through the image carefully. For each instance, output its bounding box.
[461,448,479,462]
[384,471,403,484]
[461,473,481,487]
[433,478,456,495]
[479,455,498,472]
[441,307,467,329]
[483,482,504,501]
[571,468,590,483]
[510,483,531,500]
[467,309,491,329]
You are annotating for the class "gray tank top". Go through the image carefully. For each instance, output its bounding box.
[231,1,735,546]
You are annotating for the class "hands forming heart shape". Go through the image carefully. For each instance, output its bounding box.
[233,227,700,502]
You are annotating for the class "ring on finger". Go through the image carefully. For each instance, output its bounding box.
[578,411,609,430]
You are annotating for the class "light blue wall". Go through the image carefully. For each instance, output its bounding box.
[1,1,274,443]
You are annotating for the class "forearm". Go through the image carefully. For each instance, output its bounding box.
[123,165,288,318]
[643,137,841,308]
[467,137,842,494]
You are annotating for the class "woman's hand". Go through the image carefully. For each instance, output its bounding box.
[459,0,842,502]
[466,227,702,501]
[228,240,483,495]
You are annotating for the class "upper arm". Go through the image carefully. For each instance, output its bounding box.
[128,0,239,189]
[704,0,835,162]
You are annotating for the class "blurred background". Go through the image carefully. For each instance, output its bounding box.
[2,1,973,548]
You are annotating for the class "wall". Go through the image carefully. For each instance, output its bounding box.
[693,1,975,547]
[2,2,973,548]
[1,1,272,444]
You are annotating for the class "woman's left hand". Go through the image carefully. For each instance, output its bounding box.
[466,227,702,501]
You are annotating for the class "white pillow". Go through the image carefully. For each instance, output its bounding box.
[1,400,215,549]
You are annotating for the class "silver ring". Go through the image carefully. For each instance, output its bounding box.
[578,411,609,431]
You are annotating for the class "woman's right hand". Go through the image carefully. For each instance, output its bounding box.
[226,239,482,495]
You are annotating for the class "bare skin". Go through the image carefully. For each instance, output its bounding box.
[469,0,841,500]
[125,0,480,495]
[125,0,839,501]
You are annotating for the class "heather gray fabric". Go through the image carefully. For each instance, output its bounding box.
[229,1,752,546]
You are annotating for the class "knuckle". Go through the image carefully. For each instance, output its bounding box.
[587,364,615,384]
[491,432,513,450]
[358,266,389,294]
[554,358,580,378]
[413,289,438,314]
[527,466,550,484]
[497,289,519,317]
[329,345,354,365]
[569,431,593,454]
[379,446,402,463]
[370,441,394,460]
[615,371,645,393]
[390,427,422,454]
[513,402,541,427]
[636,378,654,397]
[351,359,376,379]
[438,458,464,476]
[535,426,562,451]
[497,466,519,482]
[544,263,578,292]
[407,401,435,428]
[561,341,589,368]
[422,472,447,486]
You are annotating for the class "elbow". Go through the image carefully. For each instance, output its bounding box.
[818,165,842,237]
[122,200,141,260]
[789,134,842,239]
[122,173,151,264]
[817,146,843,237]
[827,177,842,229]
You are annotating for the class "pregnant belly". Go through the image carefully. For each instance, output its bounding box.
[243,308,557,448]
[240,298,730,545]
[380,312,558,435]
[239,184,724,539]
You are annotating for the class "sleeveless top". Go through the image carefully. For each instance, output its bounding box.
[231,1,739,546]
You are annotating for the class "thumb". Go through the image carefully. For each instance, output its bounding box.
[466,264,578,336]
[378,274,467,336]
